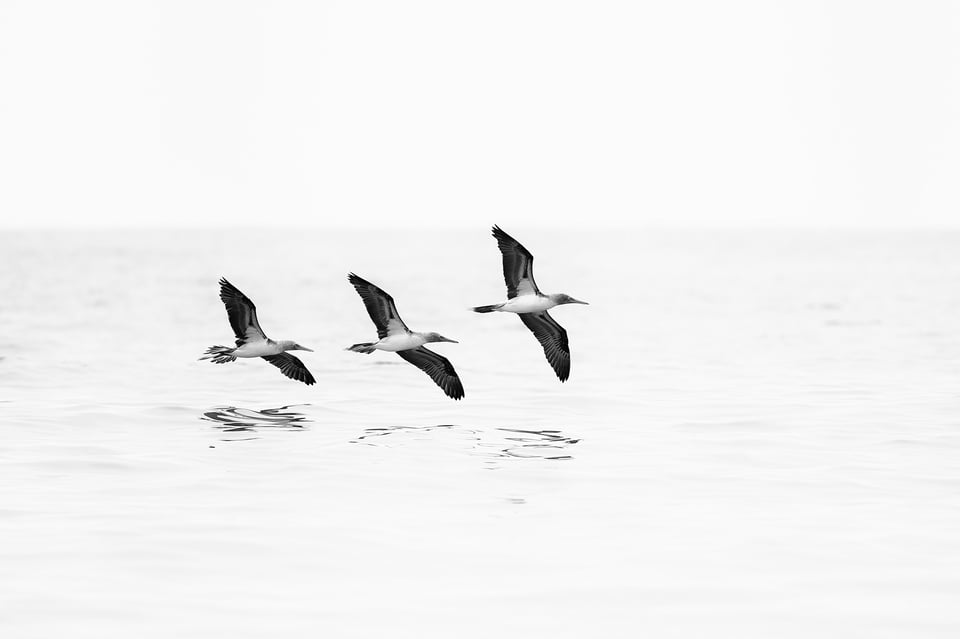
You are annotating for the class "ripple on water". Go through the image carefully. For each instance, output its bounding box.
[200,405,310,440]
[495,427,580,460]
[352,424,579,463]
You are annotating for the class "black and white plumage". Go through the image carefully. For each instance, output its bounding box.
[199,278,316,385]
[397,347,465,401]
[472,226,588,382]
[349,273,409,340]
[347,273,464,400]
[260,353,316,386]
[494,224,540,299]
[519,311,571,383]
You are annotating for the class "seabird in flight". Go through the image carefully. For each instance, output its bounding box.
[199,278,316,385]
[472,225,588,381]
[346,273,464,400]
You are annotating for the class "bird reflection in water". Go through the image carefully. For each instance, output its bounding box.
[353,424,579,462]
[201,405,309,441]
[496,428,580,460]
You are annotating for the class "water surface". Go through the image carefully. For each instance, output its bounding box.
[2,228,959,638]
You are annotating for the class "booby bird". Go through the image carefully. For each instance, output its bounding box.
[472,226,588,382]
[346,273,464,400]
[199,278,316,385]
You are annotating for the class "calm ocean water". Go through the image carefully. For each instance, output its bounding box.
[2,228,959,637]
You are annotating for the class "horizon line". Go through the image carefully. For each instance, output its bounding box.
[1,223,960,233]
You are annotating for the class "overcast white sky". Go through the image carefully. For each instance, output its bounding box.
[1,1,958,229]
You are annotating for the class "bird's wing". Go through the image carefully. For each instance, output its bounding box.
[219,278,267,345]
[519,312,570,382]
[397,347,465,400]
[348,273,409,339]
[492,225,539,299]
[261,353,316,386]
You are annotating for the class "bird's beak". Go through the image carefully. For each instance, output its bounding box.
[440,336,459,343]
[572,299,589,305]
[298,345,314,352]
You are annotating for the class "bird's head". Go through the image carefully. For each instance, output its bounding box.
[425,332,458,344]
[553,293,589,306]
[280,340,313,352]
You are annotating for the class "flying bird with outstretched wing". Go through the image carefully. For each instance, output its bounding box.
[346,273,464,400]
[199,278,316,385]
[472,226,588,381]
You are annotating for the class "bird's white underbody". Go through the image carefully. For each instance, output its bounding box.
[371,333,430,352]
[231,340,286,358]
[494,295,559,314]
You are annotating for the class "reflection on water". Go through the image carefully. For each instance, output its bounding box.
[353,424,579,462]
[201,405,310,441]
[496,428,580,460]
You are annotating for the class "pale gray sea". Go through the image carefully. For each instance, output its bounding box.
[2,228,959,638]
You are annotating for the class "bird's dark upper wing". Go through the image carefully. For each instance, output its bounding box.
[348,273,409,339]
[261,353,316,386]
[397,347,465,400]
[219,278,267,345]
[492,225,539,298]
[519,311,570,382]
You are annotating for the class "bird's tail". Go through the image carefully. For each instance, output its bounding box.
[199,345,237,363]
[472,303,502,313]
[347,342,377,354]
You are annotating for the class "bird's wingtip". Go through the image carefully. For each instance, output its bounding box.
[492,225,515,243]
